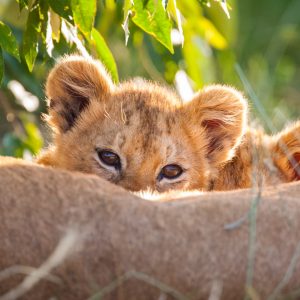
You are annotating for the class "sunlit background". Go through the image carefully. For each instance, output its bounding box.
[0,0,300,159]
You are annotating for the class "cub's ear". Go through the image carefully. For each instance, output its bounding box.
[273,122,300,181]
[46,55,113,133]
[184,85,248,166]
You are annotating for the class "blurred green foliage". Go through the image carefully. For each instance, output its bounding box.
[0,0,299,158]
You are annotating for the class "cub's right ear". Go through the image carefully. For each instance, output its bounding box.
[183,85,248,167]
[46,55,113,133]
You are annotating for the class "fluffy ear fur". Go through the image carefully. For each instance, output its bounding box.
[272,121,300,181]
[184,85,248,166]
[46,55,113,133]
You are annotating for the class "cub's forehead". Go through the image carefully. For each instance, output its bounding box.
[108,87,181,135]
[93,97,183,148]
[113,80,182,111]
[108,99,180,139]
[90,80,185,146]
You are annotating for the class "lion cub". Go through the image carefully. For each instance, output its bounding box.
[37,55,300,192]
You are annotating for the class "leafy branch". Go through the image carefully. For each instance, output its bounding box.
[0,0,230,84]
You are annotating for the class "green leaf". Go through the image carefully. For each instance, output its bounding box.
[45,13,54,57]
[23,122,43,154]
[197,0,231,18]
[182,35,203,88]
[0,47,3,85]
[219,0,230,19]
[61,20,89,57]
[48,0,73,23]
[39,0,52,57]
[16,0,28,11]
[0,22,20,61]
[197,0,211,6]
[132,0,174,53]
[87,28,119,83]
[124,0,133,19]
[23,4,42,72]
[195,17,227,49]
[182,26,216,88]
[122,0,133,45]
[71,0,96,35]
[167,0,184,45]
[50,10,61,42]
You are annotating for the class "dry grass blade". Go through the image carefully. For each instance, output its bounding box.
[268,240,300,300]
[0,229,81,300]
[0,266,61,285]
[88,270,191,300]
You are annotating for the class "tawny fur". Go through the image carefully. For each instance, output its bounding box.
[1,157,300,299]
[37,55,300,192]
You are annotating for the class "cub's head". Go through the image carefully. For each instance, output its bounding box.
[40,55,247,192]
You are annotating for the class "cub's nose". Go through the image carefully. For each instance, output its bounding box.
[118,177,156,192]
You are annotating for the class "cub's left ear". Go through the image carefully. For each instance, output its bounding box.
[183,85,248,166]
[272,122,300,181]
[46,55,114,133]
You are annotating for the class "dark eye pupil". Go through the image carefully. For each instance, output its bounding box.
[160,164,183,180]
[98,150,121,169]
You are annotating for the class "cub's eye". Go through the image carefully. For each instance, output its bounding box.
[159,164,183,180]
[97,150,121,170]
